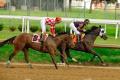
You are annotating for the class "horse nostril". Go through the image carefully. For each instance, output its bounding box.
[101,35,108,40]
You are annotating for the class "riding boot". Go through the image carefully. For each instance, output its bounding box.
[40,33,44,42]
[80,33,85,42]
[40,33,44,50]
[77,34,80,42]
[40,33,48,51]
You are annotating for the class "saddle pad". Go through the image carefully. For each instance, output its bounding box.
[32,34,40,43]
[72,35,77,43]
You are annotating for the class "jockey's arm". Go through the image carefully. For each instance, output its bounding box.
[78,23,84,29]
[78,29,86,33]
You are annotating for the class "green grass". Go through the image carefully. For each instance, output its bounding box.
[1,44,120,64]
[95,36,120,45]
[0,30,20,40]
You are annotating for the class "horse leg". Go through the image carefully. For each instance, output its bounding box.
[60,51,69,66]
[47,46,58,69]
[6,49,19,68]
[60,55,64,63]
[59,44,69,66]
[58,48,65,64]
[50,55,58,69]
[65,48,78,63]
[23,48,32,68]
[88,50,104,64]
[83,42,105,65]
[89,55,96,62]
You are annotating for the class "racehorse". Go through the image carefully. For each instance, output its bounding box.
[63,25,108,65]
[0,33,75,69]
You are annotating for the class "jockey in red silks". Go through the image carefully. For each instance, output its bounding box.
[40,17,62,51]
[40,17,62,37]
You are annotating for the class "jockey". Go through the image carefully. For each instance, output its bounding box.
[69,19,90,41]
[67,19,90,63]
[40,17,62,38]
[40,17,62,51]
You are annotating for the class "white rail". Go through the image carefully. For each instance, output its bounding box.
[0,15,120,39]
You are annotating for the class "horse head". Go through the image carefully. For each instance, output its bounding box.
[86,25,108,40]
[98,25,108,40]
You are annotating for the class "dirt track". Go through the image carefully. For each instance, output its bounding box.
[0,63,120,80]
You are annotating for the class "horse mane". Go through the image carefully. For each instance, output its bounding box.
[85,26,98,34]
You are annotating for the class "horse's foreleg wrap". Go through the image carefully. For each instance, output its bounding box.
[6,60,11,68]
[6,60,11,64]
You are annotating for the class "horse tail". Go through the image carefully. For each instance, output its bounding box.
[0,36,16,47]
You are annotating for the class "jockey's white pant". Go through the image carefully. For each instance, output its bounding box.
[69,22,80,35]
[40,18,46,33]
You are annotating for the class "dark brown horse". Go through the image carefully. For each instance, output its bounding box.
[61,25,108,65]
[0,33,75,69]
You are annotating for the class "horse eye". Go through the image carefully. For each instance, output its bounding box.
[101,30,104,33]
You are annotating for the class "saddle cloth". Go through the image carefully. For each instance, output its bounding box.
[32,33,49,43]
[32,34,41,43]
[72,33,85,43]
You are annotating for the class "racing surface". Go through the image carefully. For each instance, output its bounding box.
[0,63,120,80]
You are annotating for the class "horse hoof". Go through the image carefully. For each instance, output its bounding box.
[6,64,11,68]
[29,65,33,69]
[55,67,58,69]
[6,61,11,68]
[101,63,108,66]
[78,62,82,65]
[6,65,9,68]
[57,63,66,66]
[27,63,33,69]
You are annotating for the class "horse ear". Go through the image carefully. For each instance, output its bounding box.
[99,25,102,28]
